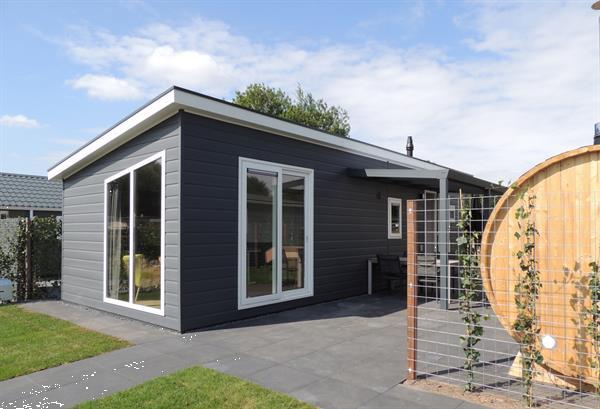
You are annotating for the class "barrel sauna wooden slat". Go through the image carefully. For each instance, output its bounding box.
[481,145,600,386]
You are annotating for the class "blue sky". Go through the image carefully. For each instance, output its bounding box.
[0,0,598,181]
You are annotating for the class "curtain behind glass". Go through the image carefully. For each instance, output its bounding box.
[106,175,129,301]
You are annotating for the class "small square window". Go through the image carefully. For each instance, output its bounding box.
[388,198,402,239]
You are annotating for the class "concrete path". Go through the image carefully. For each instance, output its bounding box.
[1,296,484,409]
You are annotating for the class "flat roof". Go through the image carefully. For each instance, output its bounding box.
[48,86,481,182]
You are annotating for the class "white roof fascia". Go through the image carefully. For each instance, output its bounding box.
[48,90,177,180]
[48,87,442,180]
[172,88,442,172]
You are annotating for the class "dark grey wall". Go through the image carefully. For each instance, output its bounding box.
[180,113,422,331]
[61,115,181,331]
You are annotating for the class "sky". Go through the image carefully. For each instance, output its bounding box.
[0,0,598,182]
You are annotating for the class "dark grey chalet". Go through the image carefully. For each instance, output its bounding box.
[49,86,502,332]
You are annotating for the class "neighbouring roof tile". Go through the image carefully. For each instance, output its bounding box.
[0,172,62,210]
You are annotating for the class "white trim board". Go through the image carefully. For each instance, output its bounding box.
[48,87,443,181]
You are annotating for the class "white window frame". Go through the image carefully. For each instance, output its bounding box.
[102,151,166,316]
[238,157,314,310]
[387,197,403,239]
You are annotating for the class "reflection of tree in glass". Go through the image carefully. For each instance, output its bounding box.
[248,176,271,197]
[136,219,160,261]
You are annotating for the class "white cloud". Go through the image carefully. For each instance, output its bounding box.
[69,74,143,100]
[0,114,40,128]
[61,3,599,182]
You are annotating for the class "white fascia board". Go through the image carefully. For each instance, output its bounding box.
[48,90,177,180]
[48,87,443,181]
[173,89,441,171]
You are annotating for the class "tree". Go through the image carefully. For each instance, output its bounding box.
[233,83,351,137]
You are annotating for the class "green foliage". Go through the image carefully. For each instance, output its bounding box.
[135,219,161,261]
[0,217,62,301]
[512,189,543,407]
[456,196,487,392]
[233,83,351,137]
[0,305,128,381]
[583,261,600,396]
[31,216,62,281]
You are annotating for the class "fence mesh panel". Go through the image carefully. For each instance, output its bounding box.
[407,192,600,409]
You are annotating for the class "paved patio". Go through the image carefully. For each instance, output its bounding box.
[0,295,484,409]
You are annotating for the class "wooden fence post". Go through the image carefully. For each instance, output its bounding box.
[407,200,418,381]
[25,218,32,300]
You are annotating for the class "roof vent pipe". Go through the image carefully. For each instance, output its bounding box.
[406,136,414,157]
[595,123,600,145]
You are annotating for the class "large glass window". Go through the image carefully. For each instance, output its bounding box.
[239,158,313,309]
[105,152,164,314]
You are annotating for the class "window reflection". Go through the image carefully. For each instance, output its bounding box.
[133,159,162,309]
[282,174,304,291]
[246,170,278,298]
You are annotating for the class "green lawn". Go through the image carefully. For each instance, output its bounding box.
[0,305,129,381]
[74,366,315,409]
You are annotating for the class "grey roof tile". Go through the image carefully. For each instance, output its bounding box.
[0,172,62,210]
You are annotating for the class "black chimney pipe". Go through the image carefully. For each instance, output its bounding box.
[406,136,414,157]
[595,123,600,145]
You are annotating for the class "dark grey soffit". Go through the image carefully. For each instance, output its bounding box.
[347,168,506,194]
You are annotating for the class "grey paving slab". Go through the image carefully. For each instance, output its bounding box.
[286,349,366,377]
[246,341,313,363]
[3,295,486,409]
[329,355,405,393]
[160,342,233,364]
[0,375,37,404]
[291,377,380,409]
[384,384,472,409]
[358,393,434,409]
[203,353,279,377]
[26,372,137,409]
[248,364,323,393]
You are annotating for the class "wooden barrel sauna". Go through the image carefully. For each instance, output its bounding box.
[481,144,600,386]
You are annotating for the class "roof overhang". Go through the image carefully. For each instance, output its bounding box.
[48,86,443,180]
[348,168,506,194]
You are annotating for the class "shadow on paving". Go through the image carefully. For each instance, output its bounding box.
[1,294,488,409]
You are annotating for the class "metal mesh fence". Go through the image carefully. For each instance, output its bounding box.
[406,192,600,409]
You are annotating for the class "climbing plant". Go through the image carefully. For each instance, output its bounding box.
[0,216,62,301]
[512,189,543,407]
[457,195,487,392]
[584,261,600,399]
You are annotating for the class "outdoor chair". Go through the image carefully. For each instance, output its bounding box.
[417,254,439,299]
[376,254,406,293]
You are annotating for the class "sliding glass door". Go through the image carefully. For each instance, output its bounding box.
[239,158,313,309]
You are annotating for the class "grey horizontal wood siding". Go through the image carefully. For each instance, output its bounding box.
[61,114,181,331]
[180,113,421,330]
